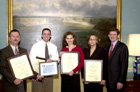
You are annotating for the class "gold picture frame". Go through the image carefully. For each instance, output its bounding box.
[7,0,122,43]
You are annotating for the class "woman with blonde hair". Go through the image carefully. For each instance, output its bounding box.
[83,34,107,92]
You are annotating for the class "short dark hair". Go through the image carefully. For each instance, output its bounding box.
[9,29,20,37]
[42,28,51,35]
[109,27,120,35]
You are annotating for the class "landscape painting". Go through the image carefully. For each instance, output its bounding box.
[13,0,117,52]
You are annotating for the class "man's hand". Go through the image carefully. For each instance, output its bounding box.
[117,82,123,90]
[59,52,63,57]
[46,59,53,62]
[14,78,23,85]
[36,75,44,81]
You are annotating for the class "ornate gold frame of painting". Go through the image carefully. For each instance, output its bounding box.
[7,0,122,44]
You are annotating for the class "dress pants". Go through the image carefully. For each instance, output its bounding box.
[32,77,53,92]
[17,82,25,92]
[107,87,125,92]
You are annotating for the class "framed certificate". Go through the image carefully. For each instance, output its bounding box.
[39,61,58,76]
[61,51,79,74]
[7,53,34,80]
[33,57,46,73]
[84,59,103,83]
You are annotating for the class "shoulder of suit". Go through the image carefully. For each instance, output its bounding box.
[118,41,127,46]
[0,45,11,52]
[19,46,27,51]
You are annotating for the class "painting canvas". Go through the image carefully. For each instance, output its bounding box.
[13,0,117,52]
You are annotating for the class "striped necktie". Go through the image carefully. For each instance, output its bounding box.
[15,48,19,55]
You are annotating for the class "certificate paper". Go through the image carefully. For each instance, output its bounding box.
[33,57,45,73]
[7,53,34,80]
[84,59,103,83]
[39,61,58,76]
[61,52,79,74]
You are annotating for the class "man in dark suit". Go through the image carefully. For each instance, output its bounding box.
[0,29,43,92]
[106,28,128,92]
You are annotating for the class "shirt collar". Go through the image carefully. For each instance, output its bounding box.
[42,40,50,45]
[111,40,118,48]
[10,44,19,53]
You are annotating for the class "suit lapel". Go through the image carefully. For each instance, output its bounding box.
[109,41,120,61]
[7,45,15,56]
[90,47,97,58]
[18,47,22,54]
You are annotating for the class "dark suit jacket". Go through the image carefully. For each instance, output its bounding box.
[83,46,107,80]
[0,45,27,92]
[106,41,128,89]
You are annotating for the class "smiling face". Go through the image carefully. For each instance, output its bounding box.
[9,32,20,46]
[42,30,51,42]
[108,31,120,43]
[88,35,98,46]
[65,35,75,45]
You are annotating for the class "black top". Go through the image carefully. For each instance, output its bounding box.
[83,46,107,80]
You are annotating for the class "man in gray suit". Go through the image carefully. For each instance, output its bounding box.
[0,29,43,92]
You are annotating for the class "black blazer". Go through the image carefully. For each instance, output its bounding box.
[106,41,128,89]
[83,46,107,80]
[0,45,27,92]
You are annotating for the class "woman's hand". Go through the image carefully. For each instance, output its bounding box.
[59,51,63,57]
[84,81,89,84]
[68,71,74,76]
[100,80,106,85]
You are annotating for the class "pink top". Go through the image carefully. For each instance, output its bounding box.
[61,46,85,73]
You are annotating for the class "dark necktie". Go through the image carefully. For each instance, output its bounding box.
[108,44,113,60]
[15,48,19,55]
[45,44,49,60]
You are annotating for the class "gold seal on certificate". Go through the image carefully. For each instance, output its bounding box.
[39,61,58,76]
[84,59,103,83]
[7,53,34,80]
[61,51,79,74]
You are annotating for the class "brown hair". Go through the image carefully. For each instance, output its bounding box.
[62,31,78,47]
[9,29,20,37]
[41,28,51,40]
[88,34,99,48]
[109,27,120,35]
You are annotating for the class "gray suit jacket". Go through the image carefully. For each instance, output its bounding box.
[0,45,27,92]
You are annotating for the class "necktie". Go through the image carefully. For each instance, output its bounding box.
[108,44,113,60]
[45,44,49,60]
[15,48,19,55]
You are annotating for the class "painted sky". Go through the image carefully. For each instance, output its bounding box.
[13,0,117,17]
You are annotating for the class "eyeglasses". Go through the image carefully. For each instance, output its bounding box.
[89,39,97,41]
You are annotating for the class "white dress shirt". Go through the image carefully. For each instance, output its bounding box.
[10,44,19,55]
[29,40,59,68]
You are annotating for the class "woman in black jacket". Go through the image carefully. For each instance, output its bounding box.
[83,34,107,92]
